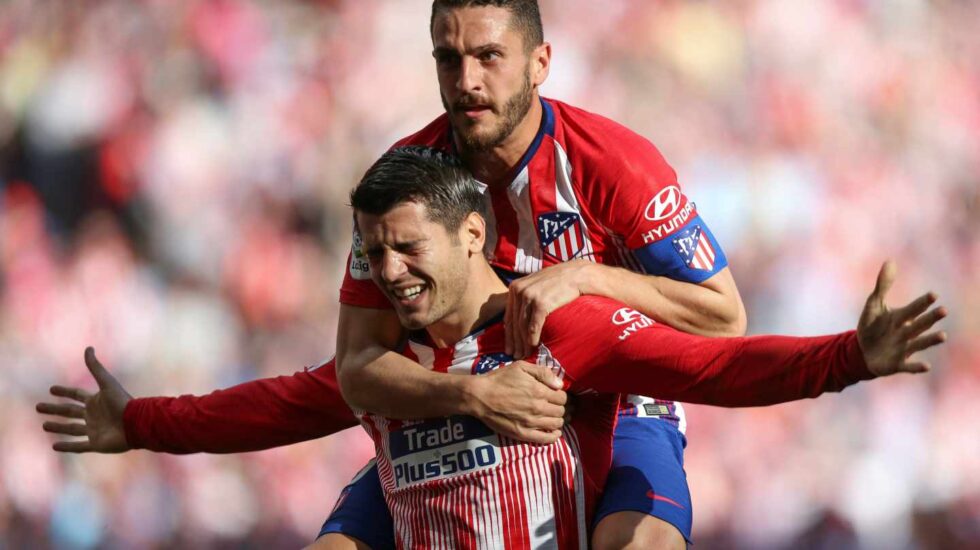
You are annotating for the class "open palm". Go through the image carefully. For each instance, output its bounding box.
[36,347,132,453]
[857,261,947,377]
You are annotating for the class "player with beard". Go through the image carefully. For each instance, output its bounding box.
[37,1,826,548]
[342,146,943,548]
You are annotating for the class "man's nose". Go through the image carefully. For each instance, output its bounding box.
[457,56,483,94]
[381,251,407,283]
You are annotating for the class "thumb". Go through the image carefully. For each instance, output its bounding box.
[84,347,115,389]
[520,362,563,390]
[870,260,897,304]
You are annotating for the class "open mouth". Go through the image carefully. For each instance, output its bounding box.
[391,284,427,304]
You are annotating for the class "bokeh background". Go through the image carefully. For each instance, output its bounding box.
[2,0,978,548]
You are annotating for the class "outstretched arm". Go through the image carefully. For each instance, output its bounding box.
[545,262,946,406]
[37,348,358,454]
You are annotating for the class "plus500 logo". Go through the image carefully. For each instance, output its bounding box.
[393,444,498,488]
[388,416,501,489]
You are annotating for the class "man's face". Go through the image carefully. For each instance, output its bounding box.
[432,6,536,152]
[357,202,470,330]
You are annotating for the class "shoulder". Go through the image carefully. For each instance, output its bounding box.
[549,99,673,173]
[547,99,676,192]
[390,114,452,150]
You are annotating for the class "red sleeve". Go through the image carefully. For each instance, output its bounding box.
[122,359,358,454]
[340,249,392,309]
[542,297,875,407]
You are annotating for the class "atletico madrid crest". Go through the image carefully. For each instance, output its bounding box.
[472,352,512,375]
[537,212,585,262]
[671,224,716,271]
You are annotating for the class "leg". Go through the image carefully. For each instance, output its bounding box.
[593,512,685,550]
[592,415,692,549]
[313,459,396,550]
[304,533,373,550]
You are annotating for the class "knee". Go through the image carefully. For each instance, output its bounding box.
[592,512,686,550]
[303,533,373,550]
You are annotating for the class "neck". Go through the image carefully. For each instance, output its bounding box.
[425,262,509,348]
[457,95,543,186]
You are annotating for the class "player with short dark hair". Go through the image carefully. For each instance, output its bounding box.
[340,146,942,548]
[36,2,932,549]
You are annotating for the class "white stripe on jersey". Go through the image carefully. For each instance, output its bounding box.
[507,167,545,275]
[553,143,596,261]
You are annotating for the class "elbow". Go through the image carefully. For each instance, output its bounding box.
[334,350,372,411]
[726,303,748,337]
[713,299,747,337]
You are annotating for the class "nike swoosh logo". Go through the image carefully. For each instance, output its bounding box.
[646,490,686,510]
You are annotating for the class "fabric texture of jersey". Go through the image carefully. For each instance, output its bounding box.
[346,296,875,549]
[340,98,731,427]
[354,315,619,550]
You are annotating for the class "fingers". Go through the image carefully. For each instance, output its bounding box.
[545,389,568,406]
[906,330,947,355]
[84,347,114,389]
[894,292,938,324]
[52,440,94,453]
[902,306,947,339]
[870,260,897,304]
[526,305,547,350]
[512,428,562,446]
[505,289,516,356]
[36,402,85,419]
[900,361,931,374]
[49,385,92,403]
[514,299,530,359]
[519,362,563,390]
[43,421,88,437]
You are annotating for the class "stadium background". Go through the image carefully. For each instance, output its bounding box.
[1,0,978,547]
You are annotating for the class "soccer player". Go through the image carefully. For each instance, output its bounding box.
[342,146,943,548]
[33,1,896,548]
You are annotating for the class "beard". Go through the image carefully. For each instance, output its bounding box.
[443,69,535,153]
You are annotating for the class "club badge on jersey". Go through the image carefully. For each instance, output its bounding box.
[472,352,513,375]
[537,211,585,262]
[671,224,717,272]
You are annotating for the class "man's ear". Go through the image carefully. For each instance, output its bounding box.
[530,42,551,88]
[461,211,487,255]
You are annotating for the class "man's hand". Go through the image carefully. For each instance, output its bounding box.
[857,261,948,376]
[36,347,132,453]
[505,260,592,359]
[464,361,567,445]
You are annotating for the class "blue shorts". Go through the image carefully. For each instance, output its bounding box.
[319,417,691,546]
[317,459,396,550]
[594,415,692,544]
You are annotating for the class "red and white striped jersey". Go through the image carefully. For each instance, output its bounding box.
[342,98,732,430]
[353,296,875,549]
[354,315,619,550]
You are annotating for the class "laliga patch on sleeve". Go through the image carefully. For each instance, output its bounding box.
[349,227,371,280]
[632,215,728,283]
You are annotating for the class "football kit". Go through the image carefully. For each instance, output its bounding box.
[331,297,874,549]
[333,98,727,542]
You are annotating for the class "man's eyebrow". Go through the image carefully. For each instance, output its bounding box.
[363,239,426,255]
[432,42,508,56]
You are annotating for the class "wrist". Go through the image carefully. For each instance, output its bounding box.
[456,375,487,418]
[575,260,605,296]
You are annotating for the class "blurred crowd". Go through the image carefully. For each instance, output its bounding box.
[0,0,977,548]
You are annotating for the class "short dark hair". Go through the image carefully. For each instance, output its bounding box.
[430,0,544,52]
[350,146,486,234]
